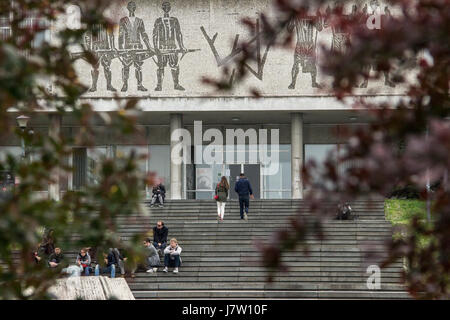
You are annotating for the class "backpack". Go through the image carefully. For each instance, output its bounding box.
[111,248,122,266]
[216,184,228,201]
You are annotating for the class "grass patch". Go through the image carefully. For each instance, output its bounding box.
[385,199,433,248]
[385,199,427,226]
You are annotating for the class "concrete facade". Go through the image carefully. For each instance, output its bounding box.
[2,0,408,199]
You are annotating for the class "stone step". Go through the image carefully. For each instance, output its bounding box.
[133,290,410,299]
[35,250,397,259]
[0,263,404,275]
[128,268,402,275]
[145,200,385,204]
[114,240,391,245]
[28,198,407,299]
[113,224,391,234]
[116,224,392,228]
[145,206,386,210]
[144,214,385,219]
[140,208,386,212]
[41,253,401,266]
[105,234,393,240]
[115,224,393,229]
[128,274,403,280]
[144,204,385,209]
[128,277,404,284]
[128,282,406,291]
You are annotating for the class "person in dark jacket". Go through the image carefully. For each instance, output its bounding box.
[94,249,116,278]
[150,183,166,208]
[153,221,168,253]
[112,247,127,277]
[234,173,254,220]
[48,247,64,268]
[76,248,92,276]
[86,246,98,266]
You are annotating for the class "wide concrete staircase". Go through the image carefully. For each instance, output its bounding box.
[120,199,411,299]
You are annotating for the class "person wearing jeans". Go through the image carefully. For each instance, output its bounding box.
[112,247,127,277]
[76,248,92,276]
[94,250,116,278]
[163,238,182,273]
[234,173,254,220]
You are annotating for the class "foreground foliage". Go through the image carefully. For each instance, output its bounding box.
[0,0,152,299]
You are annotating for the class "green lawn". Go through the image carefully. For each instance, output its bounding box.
[385,199,432,248]
[385,199,427,226]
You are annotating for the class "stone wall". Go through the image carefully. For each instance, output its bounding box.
[48,276,135,300]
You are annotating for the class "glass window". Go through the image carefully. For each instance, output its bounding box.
[304,144,339,187]
[194,163,225,199]
[87,147,107,186]
[188,144,292,199]
[116,145,148,173]
[225,144,259,164]
[0,146,22,162]
[0,14,11,41]
[116,145,148,191]
[262,144,291,199]
[149,145,170,193]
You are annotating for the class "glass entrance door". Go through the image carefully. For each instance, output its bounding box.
[244,164,260,199]
[228,164,260,200]
[229,164,241,200]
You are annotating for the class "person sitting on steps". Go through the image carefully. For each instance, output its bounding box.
[336,202,354,220]
[48,247,64,269]
[76,248,92,276]
[131,238,160,277]
[153,220,168,254]
[94,249,117,278]
[150,182,166,208]
[163,238,182,274]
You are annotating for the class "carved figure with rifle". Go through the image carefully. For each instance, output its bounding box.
[83,24,117,92]
[119,1,154,92]
[153,1,188,91]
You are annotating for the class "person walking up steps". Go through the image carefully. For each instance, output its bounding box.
[234,173,254,221]
[215,176,229,223]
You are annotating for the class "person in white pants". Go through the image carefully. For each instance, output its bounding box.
[215,176,229,223]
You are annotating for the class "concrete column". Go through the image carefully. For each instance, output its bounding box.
[170,113,183,199]
[48,114,62,201]
[291,113,303,199]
